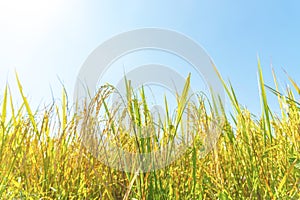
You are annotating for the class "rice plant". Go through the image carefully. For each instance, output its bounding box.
[0,62,299,199]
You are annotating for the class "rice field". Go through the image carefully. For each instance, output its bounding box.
[0,63,299,199]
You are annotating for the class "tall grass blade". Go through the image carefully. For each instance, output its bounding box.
[15,72,38,133]
[271,68,286,119]
[1,85,8,126]
[257,58,272,142]
[8,86,17,125]
[287,75,300,95]
[62,88,68,132]
[212,63,241,115]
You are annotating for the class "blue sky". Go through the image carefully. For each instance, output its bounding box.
[0,0,299,115]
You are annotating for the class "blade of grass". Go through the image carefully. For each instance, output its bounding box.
[271,68,286,119]
[285,72,300,95]
[265,85,300,107]
[15,72,38,134]
[8,86,17,125]
[257,58,272,142]
[62,88,68,132]
[1,85,8,127]
[212,62,241,116]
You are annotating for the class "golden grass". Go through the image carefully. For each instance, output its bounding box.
[0,65,299,199]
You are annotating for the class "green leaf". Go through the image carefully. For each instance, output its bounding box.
[1,85,8,125]
[15,72,38,133]
[258,58,272,142]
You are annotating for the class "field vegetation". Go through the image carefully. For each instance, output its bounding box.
[0,63,299,199]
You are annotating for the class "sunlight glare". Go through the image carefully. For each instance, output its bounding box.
[0,0,64,32]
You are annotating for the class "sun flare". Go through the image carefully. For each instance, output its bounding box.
[0,0,63,31]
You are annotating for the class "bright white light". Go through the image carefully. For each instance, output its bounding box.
[0,0,66,73]
[0,0,64,33]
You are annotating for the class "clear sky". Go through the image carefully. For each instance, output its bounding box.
[0,0,300,115]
